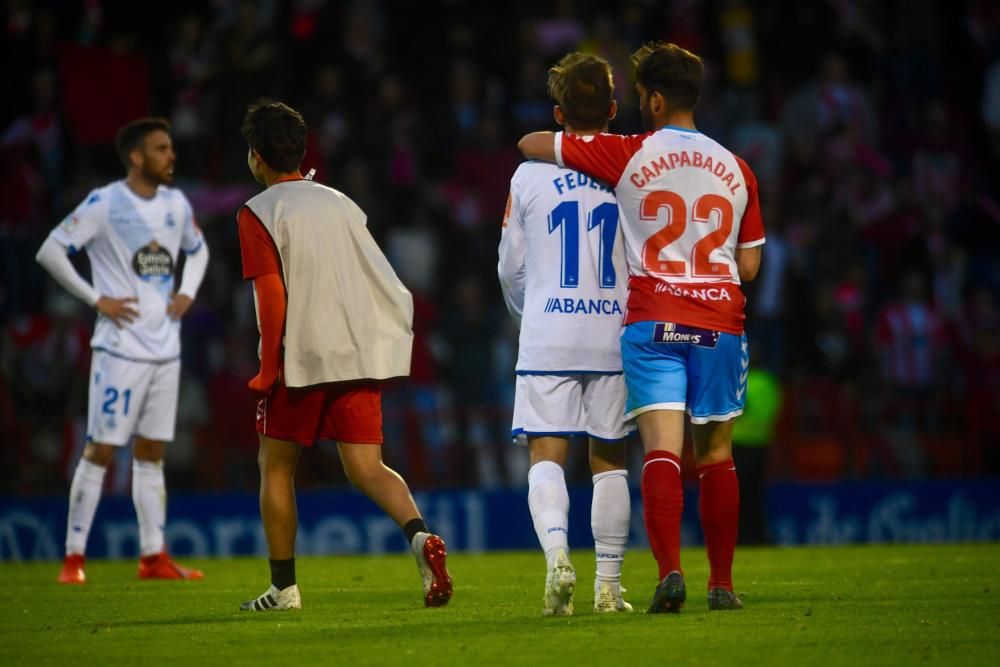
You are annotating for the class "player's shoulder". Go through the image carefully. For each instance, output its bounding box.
[70,183,118,221]
[304,179,359,208]
[153,184,193,209]
[512,159,563,183]
[80,182,119,207]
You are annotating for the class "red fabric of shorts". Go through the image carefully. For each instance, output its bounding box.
[256,380,383,446]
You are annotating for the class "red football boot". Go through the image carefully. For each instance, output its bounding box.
[58,554,87,585]
[138,551,204,580]
[414,533,452,607]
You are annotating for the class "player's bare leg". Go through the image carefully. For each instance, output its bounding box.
[589,438,632,612]
[692,420,743,610]
[337,442,451,606]
[637,409,687,613]
[59,441,116,584]
[337,441,422,525]
[241,434,302,611]
[527,436,575,616]
[132,436,202,580]
[258,435,301,559]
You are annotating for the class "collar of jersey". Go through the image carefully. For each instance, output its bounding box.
[273,174,305,184]
[660,125,701,134]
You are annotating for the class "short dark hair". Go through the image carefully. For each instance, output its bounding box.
[547,52,614,131]
[115,117,171,168]
[630,42,704,111]
[241,99,307,173]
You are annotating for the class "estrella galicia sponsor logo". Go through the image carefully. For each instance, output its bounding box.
[132,241,174,282]
[653,322,720,348]
[543,297,623,315]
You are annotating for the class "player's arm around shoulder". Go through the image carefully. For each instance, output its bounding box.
[517,132,558,164]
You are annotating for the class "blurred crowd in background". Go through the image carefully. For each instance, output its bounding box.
[2,0,999,497]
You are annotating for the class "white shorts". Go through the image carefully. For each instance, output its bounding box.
[511,373,632,443]
[86,350,180,446]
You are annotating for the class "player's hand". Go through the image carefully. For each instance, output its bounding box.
[95,296,139,328]
[167,293,194,320]
[248,368,280,393]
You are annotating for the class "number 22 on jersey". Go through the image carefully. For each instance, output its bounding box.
[548,201,619,289]
[641,191,734,279]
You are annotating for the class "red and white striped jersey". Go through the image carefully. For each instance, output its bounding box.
[875,302,944,387]
[556,126,765,334]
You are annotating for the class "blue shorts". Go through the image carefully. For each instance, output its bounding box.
[621,321,748,424]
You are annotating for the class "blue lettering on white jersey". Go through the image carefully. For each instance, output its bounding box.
[499,162,627,373]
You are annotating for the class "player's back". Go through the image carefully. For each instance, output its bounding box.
[499,160,626,373]
[617,129,763,333]
[558,127,765,335]
[243,178,413,387]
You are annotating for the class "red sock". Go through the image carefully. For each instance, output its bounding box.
[641,450,683,580]
[698,458,739,591]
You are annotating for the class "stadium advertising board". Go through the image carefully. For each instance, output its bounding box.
[1,480,998,560]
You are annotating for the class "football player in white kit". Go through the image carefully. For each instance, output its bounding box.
[36,118,210,583]
[519,43,765,613]
[499,53,633,616]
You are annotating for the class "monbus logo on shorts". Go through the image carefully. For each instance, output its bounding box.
[543,297,622,315]
[653,322,720,348]
[133,240,174,282]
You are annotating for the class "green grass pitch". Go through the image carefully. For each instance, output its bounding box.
[3,544,998,665]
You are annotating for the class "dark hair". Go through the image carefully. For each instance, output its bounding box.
[547,52,614,131]
[240,99,307,173]
[115,117,171,168]
[630,41,703,111]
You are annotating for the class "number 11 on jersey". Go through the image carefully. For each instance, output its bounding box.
[548,201,619,289]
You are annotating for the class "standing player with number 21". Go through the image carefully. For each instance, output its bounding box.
[36,118,210,584]
[519,42,764,613]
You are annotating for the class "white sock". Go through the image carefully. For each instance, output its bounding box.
[65,459,107,556]
[132,459,166,556]
[527,460,570,570]
[592,469,630,590]
[410,531,429,555]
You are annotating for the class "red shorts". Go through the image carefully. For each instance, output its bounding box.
[256,381,383,446]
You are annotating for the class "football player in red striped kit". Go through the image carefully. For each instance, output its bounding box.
[519,42,765,612]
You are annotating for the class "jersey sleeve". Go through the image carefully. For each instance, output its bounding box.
[179,193,205,253]
[556,132,647,187]
[47,191,105,253]
[497,178,527,326]
[237,207,282,280]
[734,155,765,248]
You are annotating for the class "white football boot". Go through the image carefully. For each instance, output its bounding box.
[594,580,633,613]
[542,549,576,616]
[240,584,302,611]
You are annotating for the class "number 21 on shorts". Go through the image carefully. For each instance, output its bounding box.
[102,387,132,416]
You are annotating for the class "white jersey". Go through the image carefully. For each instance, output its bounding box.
[498,161,627,373]
[47,181,204,361]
